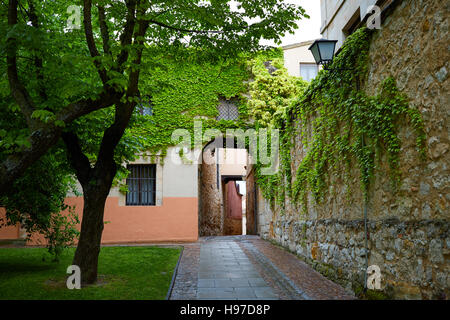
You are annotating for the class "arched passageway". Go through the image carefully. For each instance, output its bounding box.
[198,137,257,236]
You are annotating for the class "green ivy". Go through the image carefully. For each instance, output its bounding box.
[252,27,426,208]
[248,49,309,209]
[128,49,252,158]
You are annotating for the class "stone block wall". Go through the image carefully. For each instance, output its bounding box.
[258,0,449,299]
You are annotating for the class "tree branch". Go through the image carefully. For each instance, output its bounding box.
[55,90,122,124]
[94,16,150,173]
[6,0,37,129]
[0,125,62,195]
[83,0,108,84]
[61,132,92,186]
[116,0,137,70]
[27,0,47,102]
[97,5,110,55]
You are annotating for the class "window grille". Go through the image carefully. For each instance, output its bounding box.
[217,99,239,120]
[138,95,153,116]
[126,164,156,206]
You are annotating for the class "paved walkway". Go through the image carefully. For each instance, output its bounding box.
[169,235,354,300]
[197,239,277,300]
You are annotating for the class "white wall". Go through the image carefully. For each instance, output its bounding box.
[163,146,198,198]
[320,0,377,50]
[282,41,317,78]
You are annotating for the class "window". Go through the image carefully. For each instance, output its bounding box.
[126,164,156,206]
[300,63,318,82]
[138,95,153,116]
[343,9,361,38]
[217,98,239,120]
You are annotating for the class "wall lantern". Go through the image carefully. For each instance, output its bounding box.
[308,39,338,69]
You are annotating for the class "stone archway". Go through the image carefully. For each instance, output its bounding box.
[198,137,248,236]
[198,140,222,236]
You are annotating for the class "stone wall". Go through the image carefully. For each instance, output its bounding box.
[258,0,449,299]
[199,160,223,236]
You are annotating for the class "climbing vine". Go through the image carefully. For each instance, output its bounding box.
[130,49,251,155]
[252,28,426,209]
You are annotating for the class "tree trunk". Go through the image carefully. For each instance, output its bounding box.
[72,181,111,284]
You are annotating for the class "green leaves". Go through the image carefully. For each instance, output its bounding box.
[255,27,426,209]
[31,109,56,123]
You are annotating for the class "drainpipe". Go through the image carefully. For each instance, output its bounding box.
[363,189,369,292]
[357,76,369,292]
[362,132,369,293]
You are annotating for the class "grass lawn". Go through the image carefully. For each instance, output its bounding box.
[0,246,181,300]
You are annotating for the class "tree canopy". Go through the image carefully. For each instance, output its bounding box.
[1,0,308,283]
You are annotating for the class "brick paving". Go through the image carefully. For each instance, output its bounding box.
[245,238,355,300]
[238,240,310,300]
[169,235,355,300]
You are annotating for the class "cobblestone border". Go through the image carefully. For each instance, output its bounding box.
[169,243,201,300]
[165,246,184,300]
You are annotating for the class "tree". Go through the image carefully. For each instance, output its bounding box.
[2,0,307,284]
[0,58,79,261]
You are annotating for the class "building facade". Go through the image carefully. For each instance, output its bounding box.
[282,40,319,81]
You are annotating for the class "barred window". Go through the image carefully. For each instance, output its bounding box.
[217,98,239,120]
[126,164,156,206]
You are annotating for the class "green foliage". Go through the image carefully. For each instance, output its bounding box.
[248,49,308,127]
[0,84,79,260]
[133,49,251,155]
[69,49,252,186]
[247,50,309,208]
[252,28,426,208]
[0,151,80,260]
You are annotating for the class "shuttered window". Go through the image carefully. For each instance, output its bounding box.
[126,164,156,206]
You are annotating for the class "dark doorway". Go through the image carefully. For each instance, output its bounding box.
[223,179,243,235]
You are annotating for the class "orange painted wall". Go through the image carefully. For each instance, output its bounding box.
[1,196,198,245]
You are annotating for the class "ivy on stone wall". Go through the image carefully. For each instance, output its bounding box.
[248,51,309,208]
[253,27,426,209]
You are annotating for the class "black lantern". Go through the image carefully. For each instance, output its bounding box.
[308,39,338,69]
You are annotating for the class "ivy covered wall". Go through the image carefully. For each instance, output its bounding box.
[255,0,449,300]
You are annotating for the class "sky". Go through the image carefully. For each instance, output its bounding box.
[260,0,322,47]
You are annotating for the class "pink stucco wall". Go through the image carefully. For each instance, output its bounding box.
[1,196,198,245]
[0,208,20,239]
